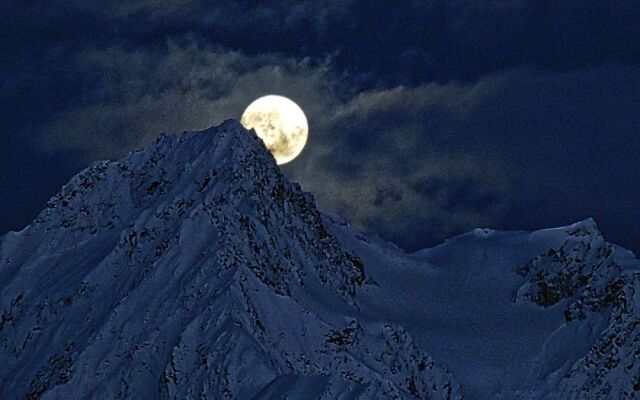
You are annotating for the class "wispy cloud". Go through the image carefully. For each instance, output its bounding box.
[46,41,338,159]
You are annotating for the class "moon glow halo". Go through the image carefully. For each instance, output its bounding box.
[240,95,308,165]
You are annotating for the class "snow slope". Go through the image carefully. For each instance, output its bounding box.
[1,120,638,399]
[329,217,640,399]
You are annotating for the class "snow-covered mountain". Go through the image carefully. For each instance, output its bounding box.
[0,120,638,399]
[330,216,639,399]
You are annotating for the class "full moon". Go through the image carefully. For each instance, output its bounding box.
[240,95,308,165]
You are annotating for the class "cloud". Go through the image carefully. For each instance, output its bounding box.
[296,154,510,250]
[96,0,352,38]
[287,65,640,250]
[45,41,338,159]
[100,0,197,18]
[42,39,640,253]
[286,79,511,249]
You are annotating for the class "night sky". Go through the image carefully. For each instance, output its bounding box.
[1,1,639,253]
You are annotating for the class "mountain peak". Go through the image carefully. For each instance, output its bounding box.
[564,217,601,237]
[0,121,462,400]
[216,117,249,132]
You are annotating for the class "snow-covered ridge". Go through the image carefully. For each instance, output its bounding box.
[515,219,640,399]
[0,121,461,399]
[326,214,639,399]
[1,120,638,399]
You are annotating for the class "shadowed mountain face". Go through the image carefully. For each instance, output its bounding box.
[0,121,638,399]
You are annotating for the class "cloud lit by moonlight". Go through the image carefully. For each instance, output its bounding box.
[240,95,309,165]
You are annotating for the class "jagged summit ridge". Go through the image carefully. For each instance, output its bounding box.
[33,120,267,232]
[0,121,462,400]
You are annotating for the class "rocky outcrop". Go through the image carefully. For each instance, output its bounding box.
[516,220,640,399]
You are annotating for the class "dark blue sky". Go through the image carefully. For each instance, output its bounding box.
[1,1,639,253]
